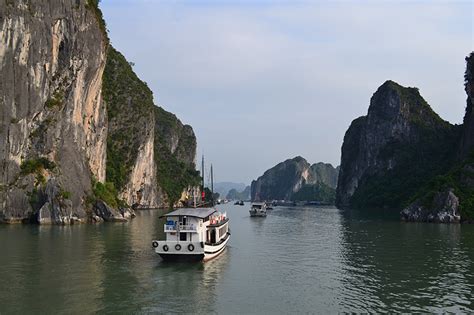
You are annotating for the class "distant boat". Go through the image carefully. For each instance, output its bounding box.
[234,200,244,206]
[265,202,274,210]
[249,203,267,217]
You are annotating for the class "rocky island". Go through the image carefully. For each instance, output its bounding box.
[0,0,200,224]
[337,53,474,223]
[251,156,339,204]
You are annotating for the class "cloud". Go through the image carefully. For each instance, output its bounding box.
[101,0,473,183]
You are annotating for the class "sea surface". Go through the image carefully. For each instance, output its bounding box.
[1,204,474,313]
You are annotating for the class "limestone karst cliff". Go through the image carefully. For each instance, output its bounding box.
[226,186,250,201]
[103,47,199,209]
[0,0,199,223]
[0,0,108,223]
[401,52,474,222]
[336,80,459,211]
[460,53,474,160]
[251,157,339,203]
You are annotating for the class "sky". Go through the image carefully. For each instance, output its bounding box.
[100,0,473,185]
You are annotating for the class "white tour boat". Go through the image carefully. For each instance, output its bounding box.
[249,202,267,217]
[152,207,230,261]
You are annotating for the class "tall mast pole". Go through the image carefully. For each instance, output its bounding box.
[201,155,205,190]
[201,155,205,204]
[211,164,214,197]
[211,163,214,206]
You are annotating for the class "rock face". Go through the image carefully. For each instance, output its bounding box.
[401,52,474,222]
[336,80,458,210]
[103,47,160,208]
[214,182,246,199]
[459,52,474,159]
[311,163,340,189]
[153,105,200,207]
[401,189,460,223]
[0,1,200,223]
[92,200,135,223]
[103,47,200,209]
[251,156,339,202]
[0,0,107,223]
[226,186,250,200]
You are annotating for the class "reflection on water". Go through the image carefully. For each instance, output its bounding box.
[339,210,474,312]
[0,210,229,314]
[1,205,474,313]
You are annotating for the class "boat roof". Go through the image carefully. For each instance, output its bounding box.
[252,202,265,205]
[160,208,216,219]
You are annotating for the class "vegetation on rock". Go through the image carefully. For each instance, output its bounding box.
[349,124,459,209]
[85,0,108,42]
[103,46,153,191]
[91,180,124,210]
[252,156,339,202]
[226,186,250,200]
[154,106,201,206]
[291,183,336,204]
[403,52,474,220]
[20,158,56,176]
[337,80,459,210]
[103,46,200,208]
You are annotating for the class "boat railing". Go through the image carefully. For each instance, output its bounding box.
[164,224,176,231]
[164,224,197,232]
[179,224,197,231]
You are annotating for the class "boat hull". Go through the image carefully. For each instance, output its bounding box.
[158,253,205,262]
[249,211,267,217]
[203,233,230,261]
[155,233,230,262]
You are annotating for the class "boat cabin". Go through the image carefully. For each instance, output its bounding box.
[251,203,265,210]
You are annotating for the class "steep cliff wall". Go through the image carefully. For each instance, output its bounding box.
[251,156,339,202]
[460,52,474,159]
[0,1,200,223]
[226,186,250,200]
[102,47,160,208]
[401,52,474,222]
[103,47,200,209]
[310,163,340,189]
[153,106,200,207]
[336,80,459,210]
[0,0,107,223]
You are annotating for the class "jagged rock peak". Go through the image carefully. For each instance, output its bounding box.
[336,80,457,210]
[367,80,446,129]
[460,52,474,159]
[251,156,339,202]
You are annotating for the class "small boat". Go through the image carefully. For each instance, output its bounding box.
[239,200,244,206]
[265,202,274,210]
[249,202,267,217]
[152,207,230,261]
[234,201,240,205]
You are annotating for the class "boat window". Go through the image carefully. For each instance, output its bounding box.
[180,233,187,241]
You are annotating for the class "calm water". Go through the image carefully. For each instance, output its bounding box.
[1,204,474,313]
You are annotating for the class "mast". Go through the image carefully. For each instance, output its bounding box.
[211,164,214,201]
[201,155,205,190]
